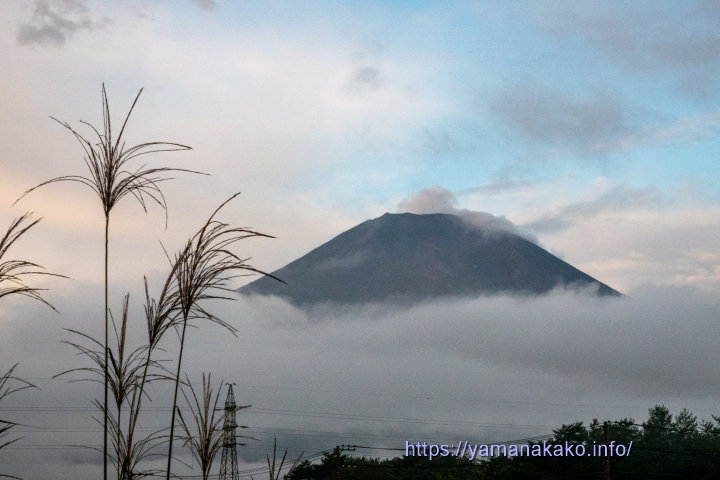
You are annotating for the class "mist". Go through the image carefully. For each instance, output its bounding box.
[2,281,718,478]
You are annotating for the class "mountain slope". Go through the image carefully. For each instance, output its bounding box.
[240,212,620,305]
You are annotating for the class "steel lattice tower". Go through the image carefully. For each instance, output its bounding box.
[219,384,239,480]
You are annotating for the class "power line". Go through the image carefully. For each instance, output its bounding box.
[12,378,685,413]
[0,405,556,430]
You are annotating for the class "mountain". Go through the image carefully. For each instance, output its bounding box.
[239,212,620,305]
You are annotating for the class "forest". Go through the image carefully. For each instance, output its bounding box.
[287,405,720,480]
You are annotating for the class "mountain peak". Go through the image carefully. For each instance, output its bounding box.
[240,212,620,305]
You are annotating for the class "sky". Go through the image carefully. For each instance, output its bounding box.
[1,0,719,478]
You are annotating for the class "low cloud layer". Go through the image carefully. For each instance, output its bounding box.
[3,281,719,478]
[397,187,538,242]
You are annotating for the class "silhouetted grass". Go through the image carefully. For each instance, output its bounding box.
[55,293,171,480]
[14,84,199,480]
[118,275,181,480]
[0,365,37,450]
[10,85,282,478]
[262,437,304,480]
[1,212,62,479]
[0,364,37,480]
[165,193,283,479]
[176,373,225,480]
[0,213,64,310]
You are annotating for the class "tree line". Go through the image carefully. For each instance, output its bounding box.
[287,405,720,480]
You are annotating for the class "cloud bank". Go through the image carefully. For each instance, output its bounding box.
[3,282,719,478]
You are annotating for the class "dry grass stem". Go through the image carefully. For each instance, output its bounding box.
[176,373,224,480]
[263,437,303,480]
[14,84,201,480]
[14,85,200,221]
[55,294,169,480]
[0,213,65,311]
[1,364,38,480]
[166,193,283,479]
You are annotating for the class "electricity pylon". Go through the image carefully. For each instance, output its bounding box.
[219,384,249,480]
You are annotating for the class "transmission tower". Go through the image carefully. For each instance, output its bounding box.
[219,384,240,480]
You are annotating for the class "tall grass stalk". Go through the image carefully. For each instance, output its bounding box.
[104,399,166,480]
[165,193,282,479]
[15,84,197,480]
[0,365,37,450]
[176,373,224,480]
[261,437,303,480]
[0,213,64,309]
[121,274,180,478]
[55,293,168,479]
[1,213,60,479]
[0,364,37,480]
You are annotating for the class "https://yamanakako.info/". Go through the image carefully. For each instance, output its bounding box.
[405,440,632,461]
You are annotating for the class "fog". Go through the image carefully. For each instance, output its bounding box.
[2,282,718,478]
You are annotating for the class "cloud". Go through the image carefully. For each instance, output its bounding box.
[649,110,720,146]
[490,82,652,156]
[16,0,109,47]
[515,185,720,293]
[419,127,467,157]
[4,282,720,477]
[550,2,720,101]
[397,187,538,242]
[524,185,662,234]
[345,66,382,95]
[189,0,215,11]
[393,184,719,295]
[489,79,720,162]
[397,186,456,214]
[487,71,720,162]
[458,179,533,196]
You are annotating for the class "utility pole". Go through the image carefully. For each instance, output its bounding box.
[333,445,341,480]
[332,445,356,480]
[603,421,611,480]
[219,384,241,480]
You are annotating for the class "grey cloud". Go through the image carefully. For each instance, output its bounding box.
[556,186,660,217]
[490,82,651,156]
[3,280,720,477]
[227,285,720,449]
[420,127,467,157]
[190,0,215,10]
[554,2,720,101]
[523,185,662,233]
[16,0,108,47]
[458,179,533,196]
[397,186,457,215]
[649,111,720,146]
[345,66,382,95]
[397,186,538,242]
